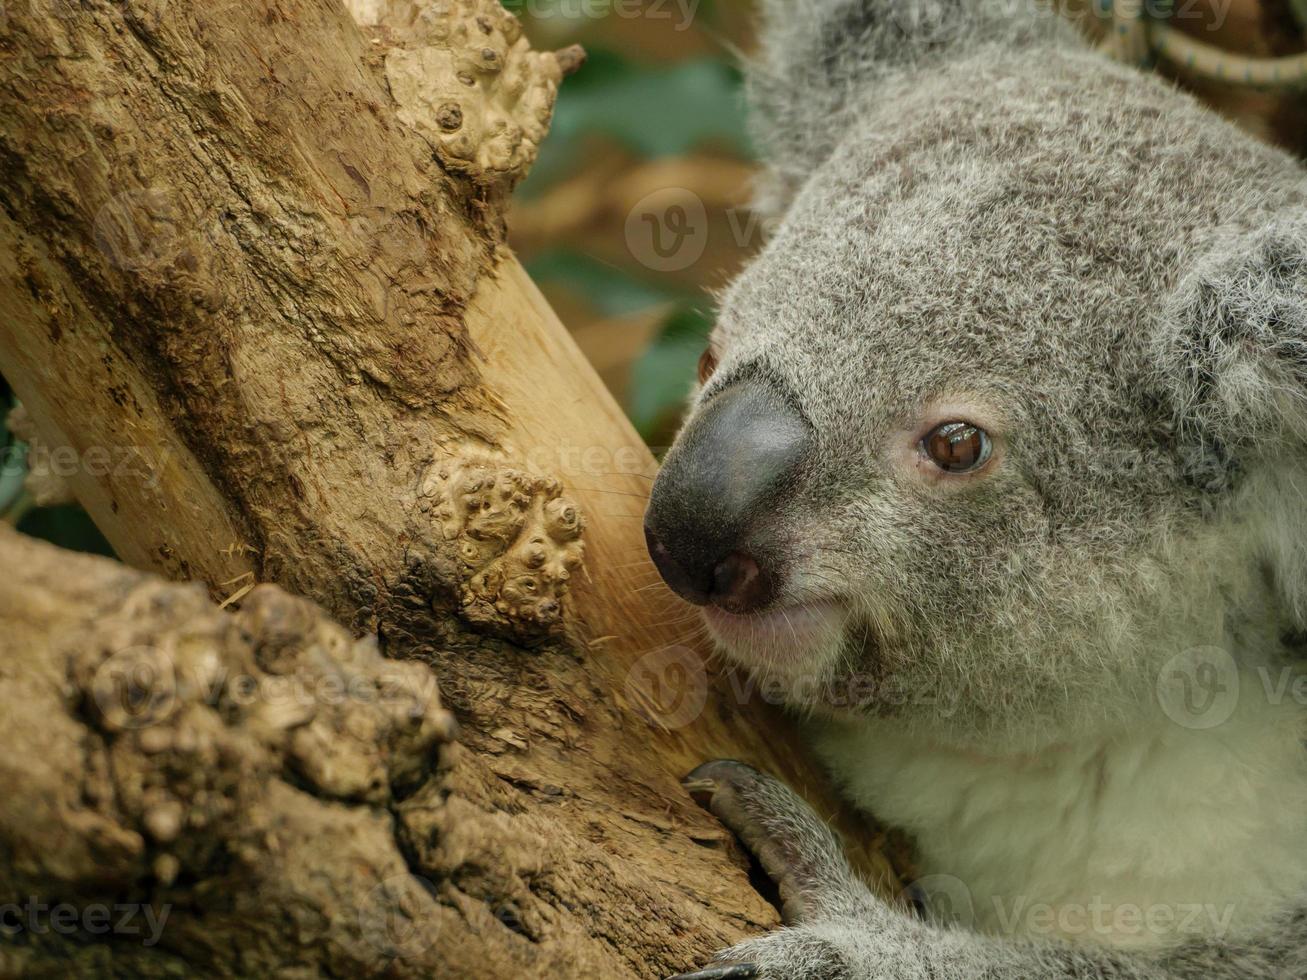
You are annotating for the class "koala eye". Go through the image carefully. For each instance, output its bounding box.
[921,422,992,473]
[697,347,718,386]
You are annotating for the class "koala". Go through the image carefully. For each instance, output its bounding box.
[641,1,1307,978]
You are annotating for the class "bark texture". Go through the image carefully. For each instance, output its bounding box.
[0,1,897,977]
[0,526,458,979]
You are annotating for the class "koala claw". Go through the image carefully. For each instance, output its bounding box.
[683,760,875,926]
[666,964,761,980]
[672,762,902,979]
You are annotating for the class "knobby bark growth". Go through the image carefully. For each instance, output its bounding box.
[0,1,895,977]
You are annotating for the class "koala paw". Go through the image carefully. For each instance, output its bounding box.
[669,760,908,980]
[667,926,856,980]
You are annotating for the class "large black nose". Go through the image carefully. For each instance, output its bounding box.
[644,378,810,613]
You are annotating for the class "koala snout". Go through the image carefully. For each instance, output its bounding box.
[644,379,810,614]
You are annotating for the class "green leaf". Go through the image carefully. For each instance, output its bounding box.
[629,305,713,439]
[526,250,692,315]
[522,50,751,193]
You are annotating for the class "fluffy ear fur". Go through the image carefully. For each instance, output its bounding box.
[744,0,1077,219]
[1161,216,1307,446]
[1155,212,1307,623]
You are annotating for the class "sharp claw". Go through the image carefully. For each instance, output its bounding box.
[683,759,752,784]
[682,759,754,809]
[682,775,717,809]
[665,965,760,980]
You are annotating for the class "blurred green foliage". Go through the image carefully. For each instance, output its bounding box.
[520,34,753,443]
[0,377,116,558]
[523,251,714,440]
[525,248,690,317]
[629,306,714,441]
[520,49,749,194]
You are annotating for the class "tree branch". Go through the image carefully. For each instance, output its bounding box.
[0,1,897,975]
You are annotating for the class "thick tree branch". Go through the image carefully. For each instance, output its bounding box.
[0,1,897,976]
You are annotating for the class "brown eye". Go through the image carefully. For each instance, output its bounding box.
[921,422,992,473]
[697,347,718,385]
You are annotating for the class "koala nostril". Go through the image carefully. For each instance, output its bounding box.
[710,552,774,614]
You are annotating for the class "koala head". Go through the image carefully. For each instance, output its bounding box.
[644,43,1307,749]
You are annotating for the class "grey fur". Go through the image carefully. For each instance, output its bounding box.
[746,0,1078,216]
[657,0,1307,977]
[704,0,1307,741]
[675,761,1306,978]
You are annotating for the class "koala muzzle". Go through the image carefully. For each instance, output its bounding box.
[644,379,810,614]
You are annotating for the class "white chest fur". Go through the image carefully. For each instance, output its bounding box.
[813,678,1307,950]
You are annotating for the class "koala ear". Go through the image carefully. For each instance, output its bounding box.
[1157,215,1307,457]
[1154,212,1307,621]
[745,0,1077,220]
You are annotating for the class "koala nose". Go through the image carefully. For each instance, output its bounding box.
[644,378,810,613]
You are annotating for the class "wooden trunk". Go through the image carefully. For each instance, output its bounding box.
[0,1,895,976]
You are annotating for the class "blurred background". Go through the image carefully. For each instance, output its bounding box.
[507,0,1307,447]
[3,0,1306,555]
[507,0,760,450]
